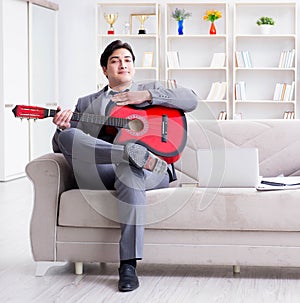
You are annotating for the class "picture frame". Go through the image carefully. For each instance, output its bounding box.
[130,13,156,35]
[142,52,154,67]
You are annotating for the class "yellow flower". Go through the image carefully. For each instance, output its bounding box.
[203,9,222,23]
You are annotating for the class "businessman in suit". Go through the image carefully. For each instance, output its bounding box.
[52,40,198,292]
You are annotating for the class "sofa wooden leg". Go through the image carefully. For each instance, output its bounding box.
[75,262,83,275]
[233,265,240,274]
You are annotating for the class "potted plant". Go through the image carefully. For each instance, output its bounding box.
[203,10,222,35]
[171,8,192,35]
[256,16,275,34]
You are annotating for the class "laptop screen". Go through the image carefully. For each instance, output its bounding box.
[197,148,260,188]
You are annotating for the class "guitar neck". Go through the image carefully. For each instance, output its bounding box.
[47,108,130,129]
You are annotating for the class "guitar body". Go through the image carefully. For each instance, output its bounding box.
[108,105,187,164]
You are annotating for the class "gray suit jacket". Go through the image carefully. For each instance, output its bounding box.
[52,80,198,153]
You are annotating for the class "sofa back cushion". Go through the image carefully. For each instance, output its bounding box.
[173,119,300,185]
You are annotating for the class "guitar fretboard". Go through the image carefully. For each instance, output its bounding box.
[48,109,130,129]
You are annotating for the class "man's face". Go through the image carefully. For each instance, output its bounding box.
[102,48,135,89]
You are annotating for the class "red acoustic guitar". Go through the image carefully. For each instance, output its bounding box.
[12,104,187,164]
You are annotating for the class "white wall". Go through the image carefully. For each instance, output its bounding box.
[55,0,97,108]
[55,0,300,109]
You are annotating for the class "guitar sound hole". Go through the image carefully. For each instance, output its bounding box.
[128,119,143,132]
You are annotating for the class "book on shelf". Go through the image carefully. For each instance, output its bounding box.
[235,51,244,67]
[235,81,246,100]
[233,113,243,120]
[210,53,226,68]
[206,82,227,100]
[167,51,180,68]
[273,81,295,101]
[235,51,252,68]
[278,49,295,68]
[217,111,227,120]
[243,50,252,68]
[283,111,295,119]
[167,79,177,89]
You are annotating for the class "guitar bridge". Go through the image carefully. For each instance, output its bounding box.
[161,115,168,142]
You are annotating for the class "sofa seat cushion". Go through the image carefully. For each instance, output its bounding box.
[58,187,300,231]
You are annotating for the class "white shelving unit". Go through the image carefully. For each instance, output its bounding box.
[95,2,298,120]
[96,3,160,90]
[233,2,297,119]
[165,2,229,120]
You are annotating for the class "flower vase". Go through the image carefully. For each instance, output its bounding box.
[209,22,216,35]
[177,20,184,35]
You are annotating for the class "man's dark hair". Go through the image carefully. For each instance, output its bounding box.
[100,40,136,68]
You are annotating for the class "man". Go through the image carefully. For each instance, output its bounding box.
[52,40,198,292]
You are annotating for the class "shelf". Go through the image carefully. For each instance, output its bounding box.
[165,2,229,119]
[98,34,157,39]
[96,2,160,87]
[167,67,227,71]
[235,68,296,71]
[135,67,158,70]
[234,2,296,6]
[96,66,158,70]
[235,34,296,38]
[203,100,228,104]
[235,100,296,104]
[233,1,297,119]
[167,34,227,39]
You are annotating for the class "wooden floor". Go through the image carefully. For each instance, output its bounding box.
[2,177,300,303]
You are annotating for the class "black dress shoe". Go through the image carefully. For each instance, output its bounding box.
[118,264,139,292]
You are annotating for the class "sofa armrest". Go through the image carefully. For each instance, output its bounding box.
[25,153,76,261]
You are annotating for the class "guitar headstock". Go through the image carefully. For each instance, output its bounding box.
[12,105,48,120]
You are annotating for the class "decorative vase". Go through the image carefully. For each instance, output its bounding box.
[259,24,273,35]
[177,20,184,35]
[209,22,216,35]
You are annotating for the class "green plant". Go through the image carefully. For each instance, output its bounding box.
[256,16,275,26]
[171,8,192,21]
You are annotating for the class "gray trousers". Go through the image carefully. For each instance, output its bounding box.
[57,128,169,261]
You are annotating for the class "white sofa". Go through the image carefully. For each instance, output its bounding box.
[26,119,300,276]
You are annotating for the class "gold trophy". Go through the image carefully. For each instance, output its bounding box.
[104,13,118,35]
[136,15,149,34]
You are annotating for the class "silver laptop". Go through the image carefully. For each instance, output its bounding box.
[197,148,260,188]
